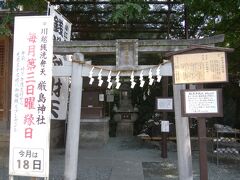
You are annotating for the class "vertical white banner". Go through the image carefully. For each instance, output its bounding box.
[49,5,72,120]
[9,16,53,178]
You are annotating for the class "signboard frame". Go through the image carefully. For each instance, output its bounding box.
[155,97,174,112]
[181,88,223,117]
[116,39,138,70]
[172,51,228,84]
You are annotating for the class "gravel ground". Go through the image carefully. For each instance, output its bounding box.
[0,137,240,180]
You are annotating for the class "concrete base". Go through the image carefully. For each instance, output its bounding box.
[50,120,66,148]
[116,122,134,137]
[79,117,109,148]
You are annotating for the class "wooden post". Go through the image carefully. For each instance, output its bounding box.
[161,76,168,158]
[196,84,208,180]
[198,118,208,180]
[64,53,84,180]
[173,84,193,180]
[161,122,168,158]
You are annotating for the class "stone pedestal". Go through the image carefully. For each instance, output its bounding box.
[79,117,109,147]
[114,112,138,137]
[116,121,134,137]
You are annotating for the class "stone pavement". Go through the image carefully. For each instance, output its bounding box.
[1,137,240,180]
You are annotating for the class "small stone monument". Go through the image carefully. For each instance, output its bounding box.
[113,82,138,136]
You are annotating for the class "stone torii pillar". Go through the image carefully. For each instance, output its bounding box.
[64,53,84,180]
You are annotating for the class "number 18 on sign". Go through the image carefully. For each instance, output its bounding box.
[13,148,44,173]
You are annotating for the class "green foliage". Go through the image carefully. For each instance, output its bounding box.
[110,0,149,24]
[0,15,13,37]
[182,1,240,75]
[14,0,47,13]
[0,0,47,37]
[183,0,240,43]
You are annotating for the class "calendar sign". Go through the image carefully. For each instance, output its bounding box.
[9,16,53,177]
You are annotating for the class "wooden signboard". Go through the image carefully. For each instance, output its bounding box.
[173,52,227,84]
[181,89,223,117]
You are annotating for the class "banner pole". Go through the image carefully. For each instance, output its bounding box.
[46,1,50,15]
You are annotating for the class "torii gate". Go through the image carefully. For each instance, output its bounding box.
[53,35,225,180]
